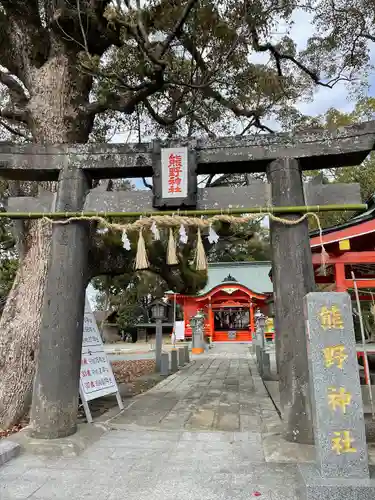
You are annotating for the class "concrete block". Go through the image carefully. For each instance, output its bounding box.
[0,440,21,466]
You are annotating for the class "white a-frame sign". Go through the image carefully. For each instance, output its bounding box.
[79,296,124,422]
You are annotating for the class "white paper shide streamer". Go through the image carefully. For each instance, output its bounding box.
[121,230,131,251]
[179,224,188,244]
[208,224,219,244]
[151,221,160,240]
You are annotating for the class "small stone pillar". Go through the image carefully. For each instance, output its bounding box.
[256,345,263,376]
[262,352,272,381]
[155,319,163,372]
[190,311,205,354]
[184,345,190,364]
[160,353,169,376]
[298,292,375,497]
[171,349,178,372]
[178,348,185,367]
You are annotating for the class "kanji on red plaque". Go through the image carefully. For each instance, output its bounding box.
[168,153,183,194]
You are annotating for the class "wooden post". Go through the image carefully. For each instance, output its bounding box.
[267,158,316,444]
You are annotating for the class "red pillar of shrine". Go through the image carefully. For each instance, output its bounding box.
[250,301,254,338]
[335,263,346,292]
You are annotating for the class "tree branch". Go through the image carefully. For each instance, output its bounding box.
[0,1,40,21]
[0,70,29,107]
[142,178,153,190]
[0,1,49,80]
[179,34,264,121]
[85,70,167,116]
[51,2,121,56]
[249,27,339,89]
[159,0,199,58]
[0,118,30,138]
[143,99,192,126]
[0,108,28,124]
[360,32,375,43]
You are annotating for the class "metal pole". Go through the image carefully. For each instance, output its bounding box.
[155,318,163,372]
[351,271,375,420]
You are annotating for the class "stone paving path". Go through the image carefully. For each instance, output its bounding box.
[0,344,299,500]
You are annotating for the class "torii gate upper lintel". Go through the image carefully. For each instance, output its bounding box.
[0,121,374,443]
[0,119,374,181]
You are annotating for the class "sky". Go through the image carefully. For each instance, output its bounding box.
[88,8,375,309]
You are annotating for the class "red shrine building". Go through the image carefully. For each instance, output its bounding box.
[171,262,273,342]
[310,196,375,295]
[169,195,375,343]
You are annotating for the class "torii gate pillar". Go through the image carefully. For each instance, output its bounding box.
[30,166,90,439]
[267,158,315,444]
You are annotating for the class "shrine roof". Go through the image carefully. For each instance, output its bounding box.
[310,193,375,246]
[198,261,273,296]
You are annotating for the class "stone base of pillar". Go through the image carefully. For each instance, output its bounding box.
[298,465,375,499]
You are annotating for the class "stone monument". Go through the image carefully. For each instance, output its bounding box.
[298,292,375,498]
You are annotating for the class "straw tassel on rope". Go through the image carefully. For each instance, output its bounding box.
[167,228,178,265]
[135,229,149,270]
[195,228,207,271]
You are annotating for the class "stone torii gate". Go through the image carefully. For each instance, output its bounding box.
[1,121,374,443]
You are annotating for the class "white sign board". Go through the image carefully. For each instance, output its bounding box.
[80,299,123,414]
[175,320,185,340]
[161,147,188,199]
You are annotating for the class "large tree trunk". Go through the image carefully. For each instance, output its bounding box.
[0,47,92,430]
[0,220,51,428]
